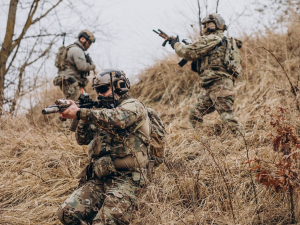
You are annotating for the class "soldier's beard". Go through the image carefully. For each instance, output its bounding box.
[97,94,120,109]
[203,22,216,34]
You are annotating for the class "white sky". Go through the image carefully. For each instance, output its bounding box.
[0,0,272,112]
[58,0,259,78]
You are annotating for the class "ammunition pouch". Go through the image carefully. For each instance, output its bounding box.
[93,156,116,178]
[114,152,148,170]
[76,162,94,187]
[53,75,63,86]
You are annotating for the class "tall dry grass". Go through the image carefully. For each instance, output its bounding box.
[2,20,300,224]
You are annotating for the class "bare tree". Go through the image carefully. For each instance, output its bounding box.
[0,0,108,114]
[197,0,203,36]
[216,0,220,13]
[0,0,63,114]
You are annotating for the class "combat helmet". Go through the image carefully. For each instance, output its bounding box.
[202,14,227,31]
[78,30,96,43]
[92,69,131,95]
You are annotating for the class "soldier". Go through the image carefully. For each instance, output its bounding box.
[53,30,97,100]
[57,69,152,225]
[169,14,244,134]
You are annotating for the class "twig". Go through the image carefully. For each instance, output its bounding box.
[21,170,46,183]
[289,185,295,224]
[193,134,236,224]
[216,0,220,13]
[238,130,261,223]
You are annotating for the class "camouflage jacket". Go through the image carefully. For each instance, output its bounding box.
[58,41,95,86]
[76,96,149,163]
[174,31,231,88]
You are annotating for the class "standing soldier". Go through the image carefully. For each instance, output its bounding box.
[169,14,244,134]
[53,30,96,100]
[56,69,159,225]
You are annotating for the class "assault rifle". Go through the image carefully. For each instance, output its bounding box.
[42,93,99,132]
[153,29,191,67]
[85,53,93,64]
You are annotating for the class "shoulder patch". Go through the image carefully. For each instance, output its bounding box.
[119,99,138,113]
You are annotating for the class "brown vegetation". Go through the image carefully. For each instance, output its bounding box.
[2,19,300,225]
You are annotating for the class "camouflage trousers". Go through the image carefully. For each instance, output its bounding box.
[57,176,141,225]
[189,78,244,133]
[61,79,81,101]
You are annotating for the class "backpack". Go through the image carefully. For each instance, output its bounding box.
[55,44,76,71]
[224,37,243,78]
[146,108,167,166]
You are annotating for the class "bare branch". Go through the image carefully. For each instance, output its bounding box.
[31,0,63,25]
[216,0,220,13]
[10,1,39,52]
[5,42,21,74]
[13,32,66,42]
[197,0,203,36]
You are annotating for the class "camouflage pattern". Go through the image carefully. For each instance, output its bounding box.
[174,31,243,133]
[93,156,116,178]
[57,177,141,225]
[189,78,243,133]
[60,79,81,101]
[174,31,224,62]
[202,13,227,31]
[77,97,149,159]
[57,96,149,225]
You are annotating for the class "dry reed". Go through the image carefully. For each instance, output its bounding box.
[1,19,300,225]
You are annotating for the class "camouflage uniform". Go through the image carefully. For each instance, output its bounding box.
[55,40,95,100]
[174,30,243,133]
[57,95,150,225]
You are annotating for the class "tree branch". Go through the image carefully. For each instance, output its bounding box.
[10,0,39,52]
[31,0,63,25]
[5,42,21,74]
[216,0,220,13]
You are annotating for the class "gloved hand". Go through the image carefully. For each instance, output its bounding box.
[169,35,179,49]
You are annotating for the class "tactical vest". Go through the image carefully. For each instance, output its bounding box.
[198,34,227,73]
[195,35,242,78]
[87,98,166,168]
[87,99,150,162]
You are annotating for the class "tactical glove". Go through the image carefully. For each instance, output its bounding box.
[169,35,179,49]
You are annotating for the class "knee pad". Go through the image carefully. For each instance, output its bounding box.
[57,207,67,225]
[56,206,82,225]
[93,156,116,178]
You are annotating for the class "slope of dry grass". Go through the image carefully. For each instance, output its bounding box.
[2,21,300,224]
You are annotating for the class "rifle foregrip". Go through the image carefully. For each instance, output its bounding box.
[69,119,79,132]
[162,40,168,47]
[178,59,188,67]
[42,107,60,114]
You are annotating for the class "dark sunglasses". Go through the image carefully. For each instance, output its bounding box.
[95,85,110,94]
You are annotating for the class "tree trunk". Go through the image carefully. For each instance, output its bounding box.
[0,0,18,114]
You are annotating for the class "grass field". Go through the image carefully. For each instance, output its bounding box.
[1,19,300,224]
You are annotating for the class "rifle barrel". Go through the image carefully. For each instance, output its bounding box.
[42,106,60,114]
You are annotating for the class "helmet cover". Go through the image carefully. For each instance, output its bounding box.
[78,30,96,43]
[202,14,227,31]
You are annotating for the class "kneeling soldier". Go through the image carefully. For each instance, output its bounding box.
[57,69,152,225]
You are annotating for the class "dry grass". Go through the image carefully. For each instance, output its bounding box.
[2,21,300,224]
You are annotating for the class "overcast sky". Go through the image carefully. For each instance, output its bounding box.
[55,0,259,78]
[0,0,275,112]
[0,0,266,79]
